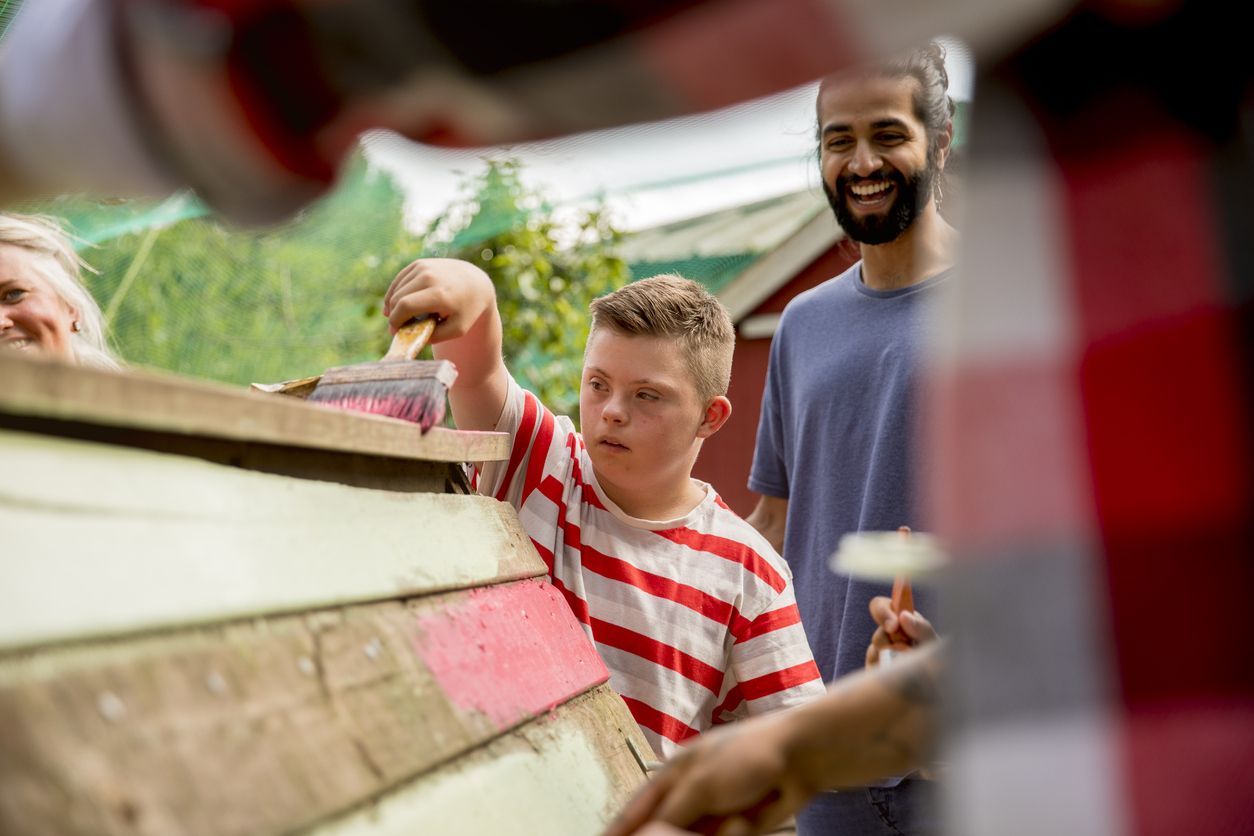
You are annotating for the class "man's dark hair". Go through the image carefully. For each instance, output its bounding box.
[882,41,956,158]
[816,41,956,157]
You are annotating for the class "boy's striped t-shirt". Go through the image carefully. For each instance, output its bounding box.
[476,377,824,758]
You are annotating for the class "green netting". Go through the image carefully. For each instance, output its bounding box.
[628,254,759,295]
[0,0,21,38]
[20,157,423,386]
[54,193,209,247]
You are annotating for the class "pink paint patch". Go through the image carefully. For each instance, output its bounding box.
[412,579,608,731]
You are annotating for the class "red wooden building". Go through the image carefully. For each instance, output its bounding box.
[621,189,857,516]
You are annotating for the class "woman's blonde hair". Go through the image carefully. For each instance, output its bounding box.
[0,213,119,370]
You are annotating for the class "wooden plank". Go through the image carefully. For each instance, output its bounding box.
[0,412,459,493]
[0,580,613,836]
[0,353,509,464]
[2,430,545,651]
[309,686,650,836]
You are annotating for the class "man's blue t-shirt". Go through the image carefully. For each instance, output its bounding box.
[749,261,949,684]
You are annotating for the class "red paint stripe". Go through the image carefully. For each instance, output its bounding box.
[620,696,701,745]
[580,544,751,636]
[741,603,803,641]
[591,617,724,694]
[411,579,607,731]
[495,391,539,502]
[740,661,823,702]
[520,401,558,504]
[653,527,787,593]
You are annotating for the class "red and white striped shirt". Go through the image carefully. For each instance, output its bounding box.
[476,378,824,757]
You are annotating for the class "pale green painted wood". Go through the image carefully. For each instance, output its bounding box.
[1,430,544,651]
[309,687,650,836]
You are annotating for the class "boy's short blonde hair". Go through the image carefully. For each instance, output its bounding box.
[588,274,734,403]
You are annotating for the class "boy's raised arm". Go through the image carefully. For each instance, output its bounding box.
[383,258,510,432]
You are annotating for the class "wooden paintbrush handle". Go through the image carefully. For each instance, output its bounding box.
[890,574,915,616]
[887,525,915,650]
[384,316,437,361]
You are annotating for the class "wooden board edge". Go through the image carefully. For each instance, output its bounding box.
[0,354,509,463]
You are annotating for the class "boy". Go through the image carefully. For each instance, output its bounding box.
[383,258,824,757]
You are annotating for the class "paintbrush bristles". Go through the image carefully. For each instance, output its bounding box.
[317,359,457,387]
[310,380,448,430]
[308,359,458,433]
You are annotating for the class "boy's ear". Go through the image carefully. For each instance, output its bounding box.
[696,395,732,439]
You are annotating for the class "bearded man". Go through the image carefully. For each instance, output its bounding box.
[745,41,957,836]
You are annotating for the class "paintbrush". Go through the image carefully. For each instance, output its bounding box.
[306,315,457,433]
[881,526,917,665]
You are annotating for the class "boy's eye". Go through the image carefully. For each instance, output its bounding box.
[636,391,659,401]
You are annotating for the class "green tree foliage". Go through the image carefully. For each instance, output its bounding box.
[420,158,629,420]
[31,154,420,386]
[27,155,627,422]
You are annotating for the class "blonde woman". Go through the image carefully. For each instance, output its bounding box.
[0,213,119,370]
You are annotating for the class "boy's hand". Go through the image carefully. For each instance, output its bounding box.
[866,597,937,668]
[383,258,495,343]
[382,258,507,433]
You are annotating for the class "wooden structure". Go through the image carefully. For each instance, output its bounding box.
[0,354,651,835]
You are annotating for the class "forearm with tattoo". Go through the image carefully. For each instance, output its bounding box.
[785,643,944,792]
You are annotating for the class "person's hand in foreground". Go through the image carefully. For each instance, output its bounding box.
[605,646,944,836]
[606,709,816,836]
[865,595,938,668]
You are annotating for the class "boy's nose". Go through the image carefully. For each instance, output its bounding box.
[602,398,628,423]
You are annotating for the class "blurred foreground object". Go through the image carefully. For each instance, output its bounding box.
[0,0,1075,224]
[930,2,1254,833]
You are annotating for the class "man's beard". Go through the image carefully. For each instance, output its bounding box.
[824,159,939,245]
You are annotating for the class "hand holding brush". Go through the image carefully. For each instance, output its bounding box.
[306,314,457,432]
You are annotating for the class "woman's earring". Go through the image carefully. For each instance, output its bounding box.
[71,320,82,333]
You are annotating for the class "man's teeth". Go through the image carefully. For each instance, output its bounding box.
[851,182,891,197]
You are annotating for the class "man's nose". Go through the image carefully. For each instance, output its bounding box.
[849,143,881,177]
